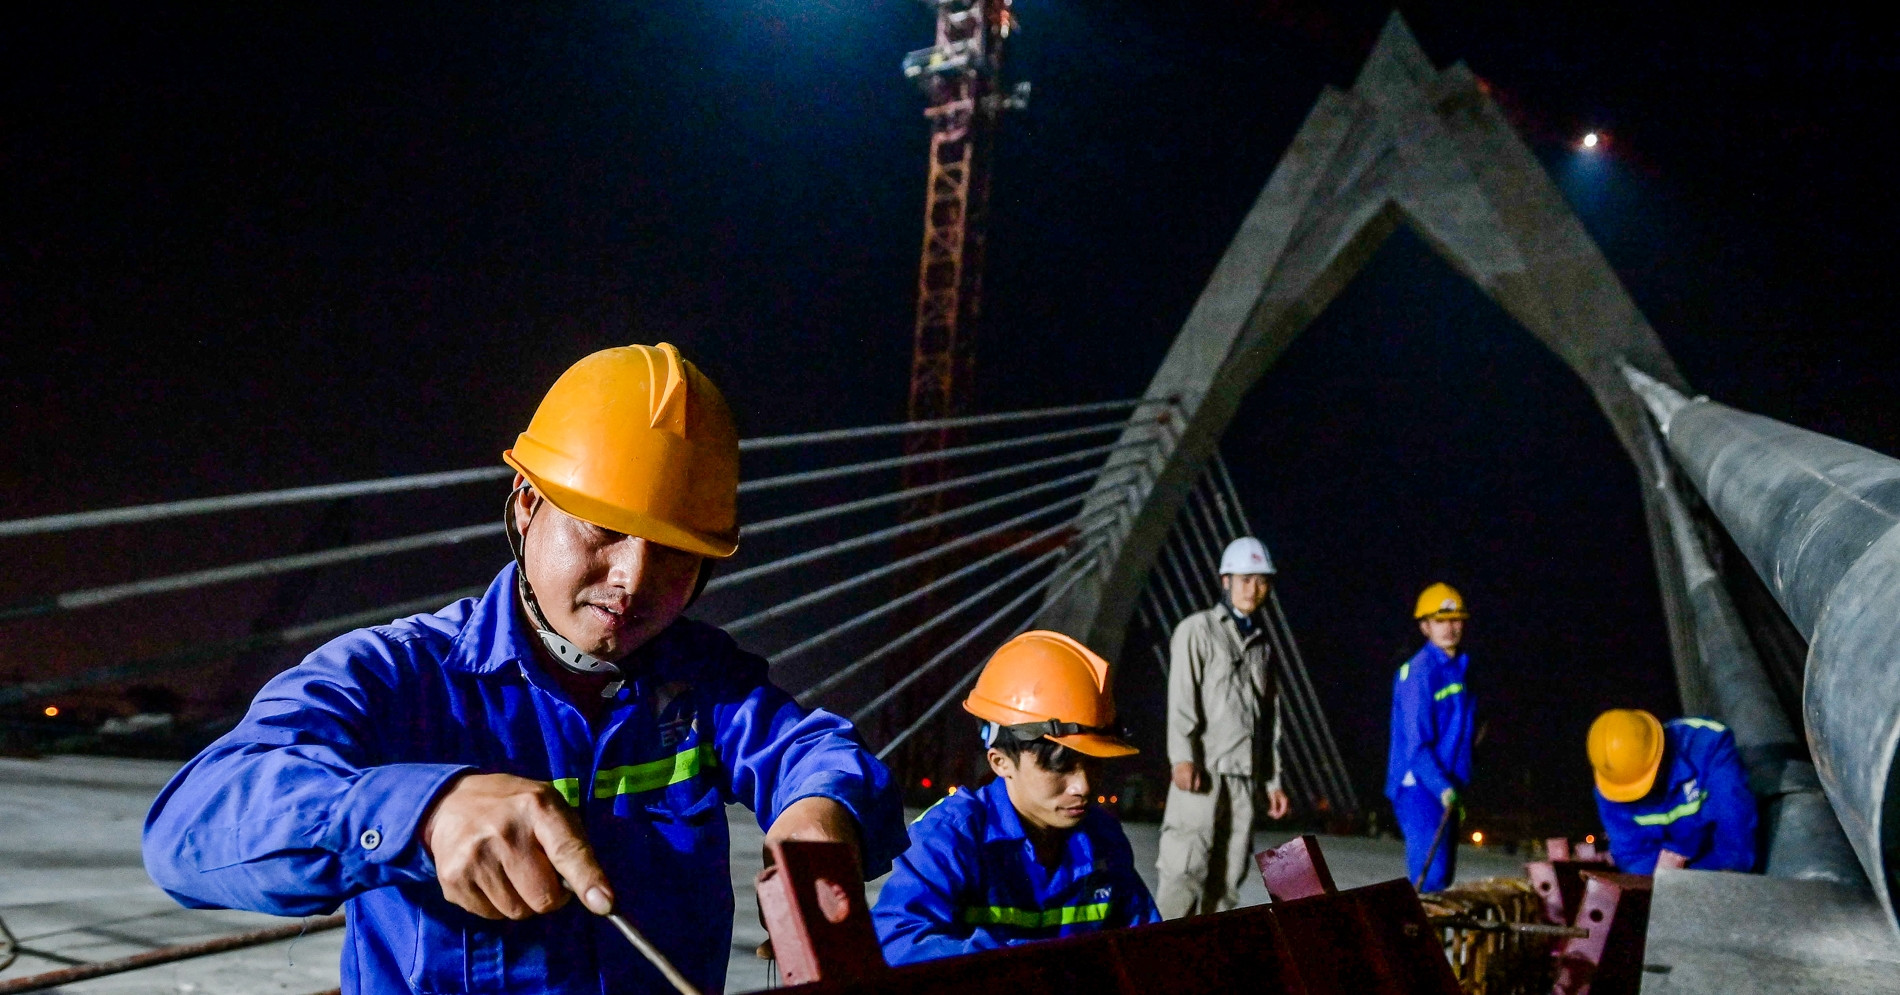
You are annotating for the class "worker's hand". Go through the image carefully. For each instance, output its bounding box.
[1266,788,1290,820]
[421,772,614,921]
[763,796,863,870]
[1655,849,1689,870]
[1171,761,1206,793]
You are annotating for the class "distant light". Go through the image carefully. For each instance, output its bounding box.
[948,785,958,795]
[43,706,59,717]
[1582,132,1600,149]
[1470,830,1484,845]
[920,778,932,789]
[1096,795,1106,804]
[1109,795,1118,804]
[1585,834,1596,844]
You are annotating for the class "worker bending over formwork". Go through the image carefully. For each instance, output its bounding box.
[143,344,906,995]
[1587,708,1756,874]
[873,631,1160,963]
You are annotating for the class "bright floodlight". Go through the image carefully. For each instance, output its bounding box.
[1583,132,1600,149]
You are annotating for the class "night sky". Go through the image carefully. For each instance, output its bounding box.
[6,2,1899,832]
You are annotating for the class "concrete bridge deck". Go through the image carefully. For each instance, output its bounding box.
[0,754,1533,993]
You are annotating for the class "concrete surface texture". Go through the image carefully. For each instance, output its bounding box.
[1,754,1528,993]
[1640,867,1900,994]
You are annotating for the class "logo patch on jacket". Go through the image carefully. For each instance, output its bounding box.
[654,681,696,749]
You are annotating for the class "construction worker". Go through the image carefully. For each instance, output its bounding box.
[1155,536,1288,919]
[1385,582,1475,892]
[142,344,906,994]
[1589,709,1757,874]
[873,630,1159,963]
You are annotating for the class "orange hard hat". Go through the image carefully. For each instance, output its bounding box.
[963,630,1137,758]
[1588,709,1665,803]
[504,343,740,558]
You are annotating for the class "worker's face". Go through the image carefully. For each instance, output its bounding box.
[988,746,1095,832]
[513,483,704,661]
[1419,616,1465,656]
[1222,573,1272,616]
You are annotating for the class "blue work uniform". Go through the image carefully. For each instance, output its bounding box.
[1383,643,1474,892]
[1596,718,1756,875]
[872,778,1160,965]
[143,564,905,995]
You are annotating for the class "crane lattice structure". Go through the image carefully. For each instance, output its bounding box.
[899,0,1026,514]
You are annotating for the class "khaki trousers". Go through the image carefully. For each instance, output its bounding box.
[1156,773,1255,918]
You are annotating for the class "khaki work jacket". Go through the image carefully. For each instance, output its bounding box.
[1166,604,1283,792]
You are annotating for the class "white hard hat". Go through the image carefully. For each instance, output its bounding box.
[1219,537,1275,576]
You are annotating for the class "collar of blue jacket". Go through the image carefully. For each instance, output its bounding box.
[141,562,906,995]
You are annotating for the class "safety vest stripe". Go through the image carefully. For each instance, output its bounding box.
[960,902,1111,928]
[1677,717,1727,732]
[1399,663,1411,681]
[911,795,950,825]
[550,778,584,807]
[1632,790,1705,826]
[1433,682,1465,701]
[593,745,719,800]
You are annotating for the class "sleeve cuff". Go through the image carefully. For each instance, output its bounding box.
[331,762,475,883]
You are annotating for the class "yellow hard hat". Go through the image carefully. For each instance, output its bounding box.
[504,343,740,558]
[1588,709,1665,803]
[964,631,1138,758]
[1415,582,1469,620]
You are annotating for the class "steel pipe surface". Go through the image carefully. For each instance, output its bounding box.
[1625,362,1900,929]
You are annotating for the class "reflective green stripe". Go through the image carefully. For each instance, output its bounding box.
[961,902,1111,928]
[1677,717,1727,732]
[594,745,717,798]
[1399,663,1411,682]
[1433,682,1465,702]
[550,778,584,808]
[1632,790,1705,826]
[911,795,950,825]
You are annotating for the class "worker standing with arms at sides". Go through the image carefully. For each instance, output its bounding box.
[1155,537,1289,919]
[873,631,1160,963]
[1588,709,1756,874]
[1386,583,1475,892]
[143,343,906,995]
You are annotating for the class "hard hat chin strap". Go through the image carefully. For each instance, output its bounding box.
[504,484,622,680]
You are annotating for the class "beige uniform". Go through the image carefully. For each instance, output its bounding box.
[1155,605,1283,918]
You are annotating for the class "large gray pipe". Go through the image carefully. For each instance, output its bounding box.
[1625,363,1900,930]
[1644,431,1866,887]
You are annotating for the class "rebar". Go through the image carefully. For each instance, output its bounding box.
[0,916,343,995]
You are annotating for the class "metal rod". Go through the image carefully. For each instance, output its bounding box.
[0,915,343,995]
[719,493,1093,636]
[0,585,486,707]
[604,911,702,995]
[709,467,1106,592]
[737,398,1165,450]
[743,439,1148,536]
[779,509,1112,676]
[2,523,501,622]
[739,419,1152,495]
[874,550,1102,760]
[849,542,1105,724]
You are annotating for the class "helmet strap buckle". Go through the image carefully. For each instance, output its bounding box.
[505,484,621,679]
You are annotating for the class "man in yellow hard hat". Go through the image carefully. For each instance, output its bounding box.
[1385,582,1475,891]
[872,630,1159,963]
[144,343,907,994]
[1156,536,1290,918]
[1588,709,1756,874]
